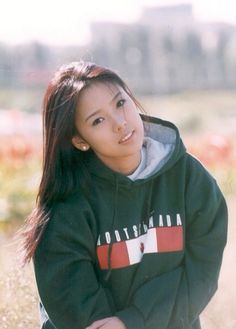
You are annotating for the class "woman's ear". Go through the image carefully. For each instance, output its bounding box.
[72,135,90,151]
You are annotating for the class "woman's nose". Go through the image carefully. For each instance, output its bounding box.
[112,113,127,132]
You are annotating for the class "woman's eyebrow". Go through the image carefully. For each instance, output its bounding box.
[85,109,102,122]
[110,91,122,104]
[85,91,122,122]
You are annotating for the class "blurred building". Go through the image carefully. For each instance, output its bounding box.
[89,3,236,94]
[1,3,236,95]
[141,3,194,28]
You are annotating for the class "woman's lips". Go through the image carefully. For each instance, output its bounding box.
[119,131,134,144]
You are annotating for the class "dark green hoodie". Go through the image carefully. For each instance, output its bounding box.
[34,115,227,329]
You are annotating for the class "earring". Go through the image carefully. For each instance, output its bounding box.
[82,146,88,151]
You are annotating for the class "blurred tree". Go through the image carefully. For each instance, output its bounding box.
[181,32,206,89]
[216,31,229,84]
[0,44,15,88]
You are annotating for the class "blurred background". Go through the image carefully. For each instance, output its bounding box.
[0,0,235,328]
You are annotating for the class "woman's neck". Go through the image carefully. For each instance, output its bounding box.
[96,152,141,176]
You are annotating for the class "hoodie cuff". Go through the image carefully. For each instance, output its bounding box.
[116,306,145,329]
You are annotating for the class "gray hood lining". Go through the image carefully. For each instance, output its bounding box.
[128,121,176,181]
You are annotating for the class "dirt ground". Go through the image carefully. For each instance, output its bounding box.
[0,194,235,329]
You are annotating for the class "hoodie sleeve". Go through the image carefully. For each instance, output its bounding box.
[116,156,228,329]
[34,197,115,329]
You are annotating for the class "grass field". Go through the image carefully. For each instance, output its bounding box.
[0,89,236,328]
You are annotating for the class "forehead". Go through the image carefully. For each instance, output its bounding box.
[77,82,123,109]
[83,81,122,99]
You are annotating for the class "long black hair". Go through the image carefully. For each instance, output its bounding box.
[19,61,144,264]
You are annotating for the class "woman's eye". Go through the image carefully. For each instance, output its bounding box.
[92,117,104,126]
[117,99,126,108]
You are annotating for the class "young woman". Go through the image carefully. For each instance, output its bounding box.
[21,61,227,329]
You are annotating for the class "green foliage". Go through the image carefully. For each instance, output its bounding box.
[0,160,40,224]
[212,167,236,197]
[0,88,44,112]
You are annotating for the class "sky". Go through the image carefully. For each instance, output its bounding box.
[0,0,236,46]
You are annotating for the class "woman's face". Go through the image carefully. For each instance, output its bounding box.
[72,82,144,175]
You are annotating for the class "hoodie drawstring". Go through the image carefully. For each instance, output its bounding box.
[145,179,154,225]
[104,175,119,281]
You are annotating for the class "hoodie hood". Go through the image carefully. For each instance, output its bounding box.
[127,136,174,181]
[84,114,186,185]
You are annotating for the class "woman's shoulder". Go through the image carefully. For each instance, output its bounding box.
[54,189,91,210]
[46,191,94,229]
[184,152,215,178]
